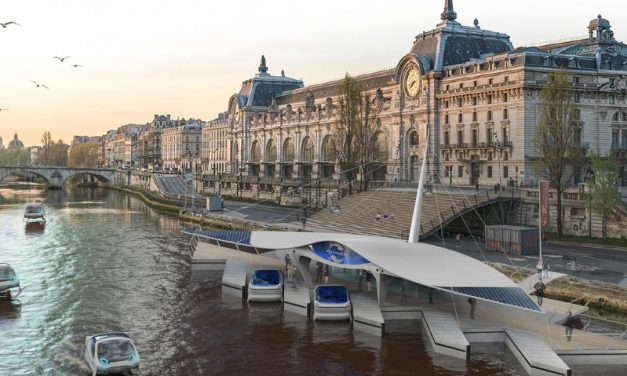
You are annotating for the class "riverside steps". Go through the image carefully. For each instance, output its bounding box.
[306,188,517,239]
[221,260,249,298]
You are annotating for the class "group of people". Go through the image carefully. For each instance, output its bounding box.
[536,258,552,279]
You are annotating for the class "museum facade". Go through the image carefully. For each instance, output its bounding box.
[199,0,627,203]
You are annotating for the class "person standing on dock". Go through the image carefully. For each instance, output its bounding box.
[284,254,290,271]
[533,279,546,306]
[315,262,324,283]
[287,260,296,285]
[564,311,575,342]
[323,265,330,283]
[455,233,461,247]
[536,258,544,279]
[468,297,477,319]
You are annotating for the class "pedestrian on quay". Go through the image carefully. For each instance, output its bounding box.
[284,254,290,271]
[542,261,549,279]
[536,257,544,279]
[358,270,365,291]
[533,279,546,306]
[401,279,409,303]
[323,265,330,284]
[564,311,575,342]
[475,181,479,192]
[468,297,477,319]
[455,233,462,247]
[547,263,551,279]
[315,262,324,283]
[366,272,372,292]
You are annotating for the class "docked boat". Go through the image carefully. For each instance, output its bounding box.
[247,269,283,303]
[313,285,351,321]
[84,332,141,375]
[23,203,46,223]
[0,263,21,301]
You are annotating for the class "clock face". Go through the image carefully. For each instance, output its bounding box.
[405,67,421,98]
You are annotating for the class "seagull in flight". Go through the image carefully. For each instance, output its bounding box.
[0,21,21,28]
[0,108,9,112]
[52,56,71,62]
[71,64,82,68]
[30,81,49,89]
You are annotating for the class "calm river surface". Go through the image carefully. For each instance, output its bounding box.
[1,185,531,375]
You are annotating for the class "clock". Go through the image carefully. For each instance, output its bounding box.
[405,66,421,98]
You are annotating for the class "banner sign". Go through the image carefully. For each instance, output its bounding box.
[309,242,370,265]
[540,180,549,227]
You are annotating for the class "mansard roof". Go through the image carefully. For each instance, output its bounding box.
[237,56,303,108]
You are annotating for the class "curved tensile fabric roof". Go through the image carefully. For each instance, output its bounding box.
[190,230,542,313]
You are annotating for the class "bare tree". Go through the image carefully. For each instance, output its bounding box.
[534,69,586,237]
[334,74,376,193]
[41,130,53,165]
[586,152,620,239]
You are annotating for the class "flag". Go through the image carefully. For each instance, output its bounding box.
[540,180,549,227]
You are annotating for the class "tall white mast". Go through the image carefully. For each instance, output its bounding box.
[408,130,429,244]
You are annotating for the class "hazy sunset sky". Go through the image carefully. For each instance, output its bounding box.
[1,0,626,145]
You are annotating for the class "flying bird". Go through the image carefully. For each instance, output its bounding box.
[0,21,21,28]
[0,108,9,112]
[71,64,82,68]
[52,56,71,62]
[30,81,49,89]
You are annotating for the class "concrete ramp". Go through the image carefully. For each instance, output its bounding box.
[221,259,248,298]
[351,294,385,337]
[421,309,470,360]
[191,259,226,281]
[507,330,570,376]
[518,272,566,294]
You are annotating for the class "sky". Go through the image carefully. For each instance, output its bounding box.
[1,0,626,146]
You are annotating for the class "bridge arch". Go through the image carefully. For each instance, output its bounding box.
[0,169,51,185]
[61,172,111,186]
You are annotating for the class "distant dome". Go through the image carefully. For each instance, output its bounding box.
[8,133,24,149]
[589,15,611,30]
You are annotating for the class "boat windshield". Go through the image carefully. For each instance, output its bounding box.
[251,270,280,286]
[97,339,137,363]
[317,286,348,304]
[0,266,15,282]
[25,205,43,214]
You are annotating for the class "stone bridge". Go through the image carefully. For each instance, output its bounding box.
[0,166,120,189]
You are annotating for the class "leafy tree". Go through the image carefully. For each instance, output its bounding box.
[586,152,620,239]
[48,140,69,166]
[534,69,586,237]
[334,74,376,192]
[0,149,30,166]
[68,142,100,167]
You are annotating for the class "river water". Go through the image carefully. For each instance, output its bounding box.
[0,185,538,375]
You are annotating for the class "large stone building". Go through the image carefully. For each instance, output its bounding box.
[198,0,627,204]
[161,120,203,172]
[138,114,176,168]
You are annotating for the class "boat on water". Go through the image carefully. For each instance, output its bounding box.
[0,263,21,302]
[247,269,283,303]
[313,285,351,321]
[84,332,141,375]
[23,203,46,223]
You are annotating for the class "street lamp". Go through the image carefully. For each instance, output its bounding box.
[493,132,503,193]
[210,148,218,194]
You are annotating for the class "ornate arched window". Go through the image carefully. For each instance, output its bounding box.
[250,141,261,162]
[301,137,314,163]
[266,139,277,162]
[283,138,295,162]
[321,136,337,162]
[409,130,419,147]
[371,131,389,162]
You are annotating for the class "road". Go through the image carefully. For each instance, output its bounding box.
[425,236,627,288]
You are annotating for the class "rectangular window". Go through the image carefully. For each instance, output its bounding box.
[472,112,477,122]
[574,93,580,103]
[444,167,449,177]
[472,129,478,147]
[458,98,463,107]
[573,76,579,84]
[460,83,464,89]
[487,95,492,104]
[487,165,493,178]
[458,130,464,145]
[503,108,508,120]
[446,84,450,91]
[472,97,477,106]
[458,165,464,177]
[444,114,449,124]
[489,78,493,85]
[503,93,508,102]
[487,129,493,145]
[503,166,509,179]
[473,80,478,87]
[458,113,463,123]
[504,76,509,83]
[612,129,619,147]
[444,131,450,146]
[503,128,509,144]
[610,95,615,104]
[487,110,493,121]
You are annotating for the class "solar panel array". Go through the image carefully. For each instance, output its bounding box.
[194,230,252,245]
[447,286,542,312]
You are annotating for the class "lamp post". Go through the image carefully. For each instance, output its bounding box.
[210,148,218,194]
[305,145,313,208]
[493,132,505,221]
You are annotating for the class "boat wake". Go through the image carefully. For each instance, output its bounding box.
[57,335,91,373]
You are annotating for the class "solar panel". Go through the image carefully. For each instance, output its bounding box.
[194,230,252,245]
[446,287,542,312]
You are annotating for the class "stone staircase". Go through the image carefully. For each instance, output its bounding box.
[307,188,509,239]
[153,175,188,196]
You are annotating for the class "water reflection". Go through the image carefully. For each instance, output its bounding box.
[0,184,527,375]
